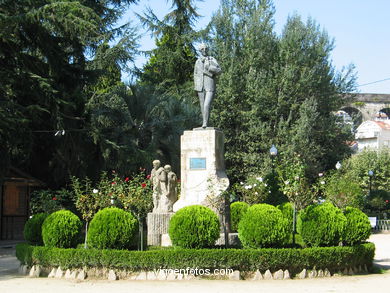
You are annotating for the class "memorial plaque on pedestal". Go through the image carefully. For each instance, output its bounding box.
[173,129,229,212]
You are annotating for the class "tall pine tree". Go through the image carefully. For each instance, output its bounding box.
[209,0,356,183]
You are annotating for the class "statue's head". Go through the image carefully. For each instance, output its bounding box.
[164,165,172,172]
[198,43,208,56]
[152,160,161,168]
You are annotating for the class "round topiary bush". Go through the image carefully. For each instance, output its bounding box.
[87,207,138,249]
[168,205,220,248]
[230,201,249,232]
[343,206,372,245]
[277,202,294,233]
[238,204,289,248]
[42,210,82,248]
[297,202,346,247]
[23,213,48,245]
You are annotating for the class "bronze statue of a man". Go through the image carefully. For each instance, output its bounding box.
[194,43,221,128]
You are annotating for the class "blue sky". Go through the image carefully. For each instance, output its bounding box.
[123,0,390,94]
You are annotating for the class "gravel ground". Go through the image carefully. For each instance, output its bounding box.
[0,233,389,293]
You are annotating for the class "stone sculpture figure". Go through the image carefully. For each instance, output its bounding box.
[194,43,222,128]
[150,160,164,213]
[150,160,177,213]
[164,165,178,212]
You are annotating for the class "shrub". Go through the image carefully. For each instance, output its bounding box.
[16,243,375,275]
[277,202,294,232]
[87,207,138,249]
[23,213,48,245]
[230,202,249,232]
[365,189,390,214]
[169,205,220,248]
[343,207,372,245]
[238,204,289,248]
[324,174,364,209]
[42,210,82,248]
[297,202,346,247]
[29,189,76,215]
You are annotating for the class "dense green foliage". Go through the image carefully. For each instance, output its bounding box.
[16,242,375,275]
[230,202,249,232]
[2,0,357,197]
[138,0,199,93]
[0,0,138,187]
[297,203,346,247]
[324,149,390,215]
[277,155,315,211]
[324,173,364,209]
[29,189,76,215]
[23,213,48,245]
[238,204,289,248]
[209,0,355,183]
[343,207,371,246]
[169,205,220,248]
[87,207,138,249]
[342,149,390,192]
[277,202,294,233]
[365,190,390,214]
[42,210,82,248]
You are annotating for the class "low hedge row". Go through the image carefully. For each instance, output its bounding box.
[16,242,375,275]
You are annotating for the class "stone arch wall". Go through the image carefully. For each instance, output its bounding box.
[344,93,390,122]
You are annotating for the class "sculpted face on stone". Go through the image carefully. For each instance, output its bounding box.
[194,43,221,128]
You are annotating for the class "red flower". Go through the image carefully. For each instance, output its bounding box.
[125,177,130,182]
[141,183,147,188]
[112,182,116,185]
[52,197,57,201]
[386,200,389,203]
[146,174,151,179]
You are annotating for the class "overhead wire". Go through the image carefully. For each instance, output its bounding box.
[357,77,390,87]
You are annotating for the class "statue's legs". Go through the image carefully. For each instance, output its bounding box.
[197,91,205,122]
[203,91,214,128]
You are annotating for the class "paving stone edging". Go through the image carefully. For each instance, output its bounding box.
[20,264,370,281]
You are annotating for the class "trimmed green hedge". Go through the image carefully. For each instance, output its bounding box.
[169,205,220,248]
[230,202,249,232]
[42,210,82,248]
[238,204,289,248]
[16,242,375,275]
[23,213,48,245]
[88,207,138,249]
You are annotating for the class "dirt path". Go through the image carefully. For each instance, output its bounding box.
[1,234,389,293]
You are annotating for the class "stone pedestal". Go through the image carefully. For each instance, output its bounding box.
[173,128,229,212]
[147,213,174,246]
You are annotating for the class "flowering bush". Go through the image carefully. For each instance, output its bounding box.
[71,170,153,248]
[277,155,314,211]
[114,170,153,221]
[71,173,112,226]
[29,189,76,215]
[234,175,271,205]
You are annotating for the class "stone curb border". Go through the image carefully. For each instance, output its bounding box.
[20,265,369,281]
